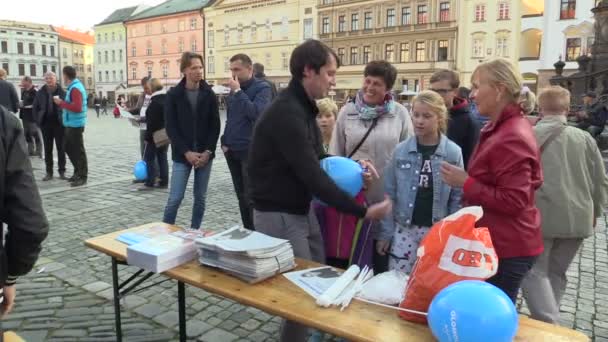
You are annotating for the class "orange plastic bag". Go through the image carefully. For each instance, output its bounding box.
[399,207,498,324]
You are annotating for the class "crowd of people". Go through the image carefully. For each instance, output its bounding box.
[0,38,607,341]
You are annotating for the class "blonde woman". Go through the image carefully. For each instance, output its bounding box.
[441,58,543,302]
[315,98,338,152]
[522,86,608,324]
[520,86,539,125]
[380,90,463,273]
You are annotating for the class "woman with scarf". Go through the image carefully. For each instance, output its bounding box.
[330,60,414,272]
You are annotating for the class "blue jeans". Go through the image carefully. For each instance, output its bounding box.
[487,255,538,303]
[163,160,213,229]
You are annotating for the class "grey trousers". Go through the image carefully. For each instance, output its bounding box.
[253,208,325,342]
[521,238,583,324]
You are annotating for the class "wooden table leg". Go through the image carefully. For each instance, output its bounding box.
[111,257,123,342]
[178,281,187,342]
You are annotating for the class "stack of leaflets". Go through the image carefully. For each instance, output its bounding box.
[195,226,296,283]
[118,224,212,273]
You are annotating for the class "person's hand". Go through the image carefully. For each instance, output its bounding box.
[0,285,16,319]
[365,196,392,220]
[376,240,390,256]
[53,97,63,105]
[195,151,211,169]
[228,76,240,93]
[221,145,229,153]
[358,160,379,190]
[440,162,468,188]
[185,151,202,167]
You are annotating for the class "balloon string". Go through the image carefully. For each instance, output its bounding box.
[355,297,428,316]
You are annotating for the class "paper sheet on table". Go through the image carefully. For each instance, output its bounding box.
[283,266,343,299]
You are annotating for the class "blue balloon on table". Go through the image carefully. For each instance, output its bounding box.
[428,280,518,342]
[320,156,363,197]
[133,160,148,181]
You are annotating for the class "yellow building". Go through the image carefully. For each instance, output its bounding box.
[203,0,317,89]
[456,0,521,86]
[55,27,96,95]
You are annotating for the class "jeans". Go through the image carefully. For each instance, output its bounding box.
[487,255,538,303]
[95,105,100,118]
[163,160,213,229]
[521,238,583,324]
[41,122,66,175]
[144,142,168,186]
[225,149,254,229]
[64,127,88,180]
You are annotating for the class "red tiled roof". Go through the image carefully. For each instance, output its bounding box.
[53,26,95,45]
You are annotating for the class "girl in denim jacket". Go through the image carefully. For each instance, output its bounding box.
[379,91,464,273]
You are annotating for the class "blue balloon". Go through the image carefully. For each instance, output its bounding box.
[133,160,148,181]
[320,156,363,197]
[428,280,518,342]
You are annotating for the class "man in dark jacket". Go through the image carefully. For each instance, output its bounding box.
[34,72,67,181]
[577,92,607,138]
[248,39,392,342]
[430,69,478,168]
[163,52,220,230]
[0,104,49,319]
[222,54,272,230]
[0,69,18,113]
[253,63,278,99]
[20,76,42,157]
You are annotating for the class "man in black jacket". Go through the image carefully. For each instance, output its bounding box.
[248,39,392,342]
[253,63,277,100]
[0,69,18,113]
[20,76,42,157]
[430,69,478,168]
[0,104,49,318]
[34,72,67,181]
[163,52,221,230]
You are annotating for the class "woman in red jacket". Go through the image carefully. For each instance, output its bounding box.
[441,58,543,302]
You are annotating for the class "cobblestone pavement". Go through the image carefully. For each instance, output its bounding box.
[3,110,608,341]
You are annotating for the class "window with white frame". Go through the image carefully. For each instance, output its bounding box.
[417,5,428,24]
[224,26,230,46]
[438,40,449,61]
[131,44,136,57]
[475,4,486,22]
[266,19,272,41]
[402,7,411,25]
[387,9,396,27]
[364,12,372,29]
[147,65,152,78]
[208,30,214,48]
[282,52,288,70]
[498,2,510,20]
[496,34,509,57]
[363,45,371,63]
[322,17,330,34]
[208,56,215,74]
[472,36,485,57]
[351,13,359,31]
[282,17,289,39]
[566,37,581,61]
[350,47,358,65]
[191,18,197,30]
[120,70,124,81]
[415,42,425,61]
[338,15,346,32]
[131,66,136,80]
[385,44,395,62]
[303,18,313,39]
[112,70,116,81]
[401,42,410,62]
[162,63,168,78]
[178,38,184,52]
[191,39,197,51]
[146,41,152,56]
[251,22,258,42]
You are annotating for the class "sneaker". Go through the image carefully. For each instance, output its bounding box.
[132,179,145,184]
[67,175,77,182]
[70,178,87,187]
[42,174,53,181]
[59,173,67,180]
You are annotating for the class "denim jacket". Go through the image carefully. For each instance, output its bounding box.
[379,134,464,241]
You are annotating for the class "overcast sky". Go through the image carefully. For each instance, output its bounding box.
[4,0,165,32]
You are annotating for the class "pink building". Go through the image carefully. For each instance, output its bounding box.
[125,0,212,88]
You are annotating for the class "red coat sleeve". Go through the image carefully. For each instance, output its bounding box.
[59,88,83,113]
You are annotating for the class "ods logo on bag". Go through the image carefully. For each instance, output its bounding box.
[438,235,498,278]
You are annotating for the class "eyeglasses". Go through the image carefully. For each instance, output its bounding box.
[429,88,453,95]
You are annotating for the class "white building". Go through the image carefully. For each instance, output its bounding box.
[0,20,60,89]
[94,5,148,102]
[519,0,596,90]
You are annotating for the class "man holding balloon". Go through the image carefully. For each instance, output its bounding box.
[248,39,392,342]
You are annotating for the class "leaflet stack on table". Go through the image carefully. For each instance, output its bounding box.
[195,226,296,283]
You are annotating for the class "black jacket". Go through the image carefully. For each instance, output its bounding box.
[0,105,49,286]
[145,92,166,143]
[164,78,220,163]
[248,79,367,218]
[0,80,19,113]
[447,97,479,169]
[20,87,37,123]
[33,84,66,126]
